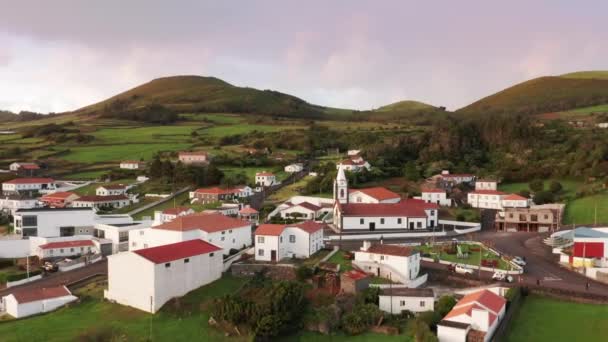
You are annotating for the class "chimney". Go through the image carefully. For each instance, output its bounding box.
[361,240,371,251]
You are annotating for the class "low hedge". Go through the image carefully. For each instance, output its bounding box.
[6,270,42,282]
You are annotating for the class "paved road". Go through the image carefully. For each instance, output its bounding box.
[0,260,107,298]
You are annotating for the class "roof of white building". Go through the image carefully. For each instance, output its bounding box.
[338,199,437,217]
[10,286,72,304]
[133,239,221,264]
[444,289,506,326]
[38,240,94,250]
[153,213,250,233]
[349,187,400,201]
[255,221,325,236]
[380,288,434,297]
[361,243,418,257]
[4,177,54,184]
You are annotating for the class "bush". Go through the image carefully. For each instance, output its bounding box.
[550,181,563,193]
[529,180,544,192]
[533,190,554,204]
[436,295,457,316]
[341,303,383,335]
[6,269,42,282]
[0,259,14,268]
[295,266,313,281]
[505,287,521,302]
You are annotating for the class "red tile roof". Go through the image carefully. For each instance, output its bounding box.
[4,178,54,184]
[40,192,78,201]
[422,188,445,193]
[255,221,325,236]
[38,240,94,250]
[470,190,506,195]
[134,239,221,264]
[342,269,370,280]
[349,187,400,201]
[256,172,275,177]
[294,202,322,211]
[455,289,506,314]
[194,187,237,195]
[75,195,129,202]
[239,207,259,214]
[339,199,437,218]
[340,159,367,166]
[294,221,325,234]
[362,244,418,257]
[179,151,208,157]
[162,207,192,215]
[441,173,474,178]
[11,286,72,304]
[153,213,250,233]
[255,224,286,236]
[503,194,527,201]
[98,184,127,190]
[20,164,40,170]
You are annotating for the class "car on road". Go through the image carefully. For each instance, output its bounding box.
[454,264,474,275]
[492,271,513,283]
[512,256,527,267]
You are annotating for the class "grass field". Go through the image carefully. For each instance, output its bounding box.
[91,125,202,144]
[499,179,582,197]
[268,176,313,202]
[133,191,191,220]
[220,166,288,182]
[199,123,303,137]
[417,243,512,270]
[73,178,133,196]
[506,295,608,342]
[61,143,192,163]
[63,169,110,180]
[327,250,353,272]
[569,103,608,114]
[563,193,608,225]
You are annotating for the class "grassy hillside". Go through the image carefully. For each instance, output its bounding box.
[75,75,327,120]
[375,100,436,112]
[457,71,608,116]
[561,71,608,80]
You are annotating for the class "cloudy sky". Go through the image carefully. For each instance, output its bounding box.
[0,1,606,113]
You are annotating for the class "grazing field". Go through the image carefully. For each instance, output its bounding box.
[268,176,313,202]
[199,123,303,137]
[499,179,582,197]
[60,143,192,163]
[569,103,608,114]
[91,125,202,144]
[327,250,353,271]
[563,193,608,225]
[62,169,111,180]
[72,179,133,196]
[132,191,191,220]
[505,295,608,342]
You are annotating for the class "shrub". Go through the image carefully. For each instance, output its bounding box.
[436,295,457,316]
[550,181,563,193]
[529,180,544,192]
[295,266,313,281]
[6,270,42,282]
[341,303,383,335]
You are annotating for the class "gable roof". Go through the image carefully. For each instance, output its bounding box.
[447,289,506,319]
[75,195,129,202]
[4,178,54,184]
[153,213,250,233]
[362,244,418,257]
[40,192,78,200]
[349,187,400,201]
[194,187,237,195]
[239,206,258,214]
[421,188,445,194]
[256,172,275,177]
[19,163,40,170]
[38,240,94,250]
[98,184,127,190]
[380,288,434,297]
[255,221,325,236]
[11,286,71,304]
[293,201,321,211]
[134,239,221,264]
[339,199,437,218]
[503,194,527,201]
[470,190,506,195]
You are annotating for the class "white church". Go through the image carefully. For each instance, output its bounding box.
[332,166,439,231]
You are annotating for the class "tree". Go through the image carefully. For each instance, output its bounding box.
[549,181,563,193]
[148,155,163,178]
[533,190,554,205]
[436,295,457,316]
[407,319,439,342]
[403,161,420,181]
[529,180,544,192]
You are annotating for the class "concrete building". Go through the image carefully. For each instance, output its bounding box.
[438,171,476,187]
[467,190,506,210]
[500,194,530,209]
[9,162,40,177]
[0,195,39,214]
[96,185,128,196]
[190,187,238,204]
[238,206,259,224]
[337,154,371,172]
[153,207,195,225]
[278,201,323,220]
[36,239,97,259]
[2,286,77,318]
[2,178,56,194]
[254,221,325,262]
[255,172,278,187]
[178,151,208,165]
[495,204,564,232]
[437,289,506,342]
[120,160,145,170]
[475,179,498,191]
[94,220,153,254]
[284,163,304,173]
[39,192,79,208]
[129,213,252,255]
[353,242,422,284]
[419,189,452,207]
[72,195,131,210]
[105,239,222,313]
[379,288,435,314]
[348,187,401,204]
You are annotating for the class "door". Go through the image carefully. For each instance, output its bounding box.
[430,220,434,227]
[369,222,375,231]
[271,250,277,262]
[409,222,414,230]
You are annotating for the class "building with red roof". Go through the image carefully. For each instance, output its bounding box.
[3,285,77,318]
[36,239,97,259]
[254,221,325,262]
[336,154,371,172]
[348,187,401,204]
[153,206,195,225]
[40,191,79,208]
[255,171,278,187]
[419,188,453,207]
[468,189,529,210]
[238,206,259,224]
[130,213,252,255]
[2,178,55,193]
[105,239,223,313]
[437,289,507,342]
[178,151,209,165]
[72,195,131,210]
[354,241,423,285]
[96,184,128,196]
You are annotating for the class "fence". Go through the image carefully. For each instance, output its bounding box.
[492,288,523,342]
[222,247,253,272]
[58,254,102,272]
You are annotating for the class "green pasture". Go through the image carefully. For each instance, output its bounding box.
[60,143,191,163]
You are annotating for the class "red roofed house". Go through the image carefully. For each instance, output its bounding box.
[105,239,222,313]
[96,184,128,196]
[254,221,325,262]
[353,241,422,285]
[191,187,238,204]
[475,179,499,191]
[130,213,252,255]
[2,178,56,194]
[153,206,195,225]
[333,166,438,231]
[72,195,131,210]
[120,160,145,170]
[348,187,401,204]
[36,239,97,259]
[40,191,80,208]
[9,162,40,176]
[2,286,77,318]
[178,151,209,165]
[337,154,371,172]
[500,194,530,209]
[278,201,323,220]
[340,269,371,294]
[437,289,507,342]
[419,188,452,207]
[467,190,507,210]
[255,171,278,187]
[238,206,259,224]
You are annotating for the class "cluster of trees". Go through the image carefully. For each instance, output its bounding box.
[101,98,178,124]
[521,180,564,204]
[148,155,224,187]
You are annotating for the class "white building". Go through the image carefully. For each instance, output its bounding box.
[153,207,195,226]
[467,190,506,210]
[36,239,97,259]
[475,179,498,191]
[337,155,371,172]
[94,220,153,254]
[72,195,131,210]
[105,239,222,313]
[348,187,401,204]
[0,195,39,215]
[419,189,452,207]
[96,185,128,196]
[2,286,77,318]
[284,163,304,173]
[437,289,507,342]
[9,162,40,173]
[129,213,252,255]
[2,178,56,194]
[379,288,435,314]
[439,171,476,186]
[267,196,335,220]
[500,194,530,209]
[353,241,422,284]
[278,202,323,220]
[13,208,133,238]
[120,160,145,170]
[178,151,208,165]
[254,221,325,262]
[347,149,361,156]
[333,166,438,231]
[255,172,278,187]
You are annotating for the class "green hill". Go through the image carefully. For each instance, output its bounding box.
[457,71,608,116]
[75,75,327,120]
[375,100,436,112]
[561,71,608,80]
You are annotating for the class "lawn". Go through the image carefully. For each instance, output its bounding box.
[268,176,313,202]
[499,179,582,198]
[132,191,191,220]
[327,250,353,272]
[200,123,303,137]
[0,275,249,342]
[91,125,201,144]
[417,243,513,270]
[63,169,111,180]
[570,103,608,114]
[505,295,608,342]
[60,143,192,163]
[563,193,608,225]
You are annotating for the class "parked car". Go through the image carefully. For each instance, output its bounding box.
[512,256,527,267]
[455,264,474,275]
[42,262,57,272]
[492,271,513,283]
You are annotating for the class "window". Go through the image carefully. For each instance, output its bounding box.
[184,258,190,263]
[22,215,37,226]
[380,218,385,224]
[544,214,549,219]
[50,249,53,255]
[131,242,136,247]
[165,263,171,268]
[232,238,235,243]
[360,218,365,224]
[221,237,225,241]
[70,248,74,252]
[60,249,64,253]
[222,231,225,235]
[430,210,435,216]
[139,230,144,236]
[420,301,425,307]
[380,255,384,260]
[258,249,264,256]
[417,222,422,228]
[258,236,265,243]
[210,253,214,257]
[229,230,233,233]
[144,244,148,248]
[80,247,84,252]
[289,235,296,243]
[398,218,402,224]
[400,300,405,306]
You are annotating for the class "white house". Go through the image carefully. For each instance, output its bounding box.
[120,160,145,170]
[94,220,153,254]
[348,187,401,204]
[36,239,97,259]
[9,162,40,172]
[475,179,498,191]
[500,194,530,209]
[2,178,56,194]
[379,288,435,314]
[255,172,278,187]
[337,154,371,172]
[72,195,131,210]
[153,207,195,225]
[129,213,252,254]
[437,289,507,342]
[347,149,361,156]
[96,185,128,196]
[2,286,77,318]
[439,171,476,186]
[353,242,422,284]
[419,189,452,207]
[254,221,325,262]
[105,239,222,313]
[278,202,323,220]
[467,190,506,210]
[178,151,209,165]
[0,195,39,215]
[13,208,133,238]
[284,163,304,173]
[333,166,438,231]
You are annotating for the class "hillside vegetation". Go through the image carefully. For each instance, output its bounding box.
[561,71,608,80]
[375,100,436,112]
[457,71,608,116]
